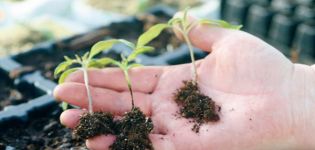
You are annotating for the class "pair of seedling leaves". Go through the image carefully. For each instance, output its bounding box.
[54,13,241,113]
[54,10,241,149]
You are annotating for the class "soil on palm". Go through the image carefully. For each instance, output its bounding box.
[74,112,116,139]
[110,107,153,150]
[174,80,220,133]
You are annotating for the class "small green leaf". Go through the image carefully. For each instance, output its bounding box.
[168,17,182,26]
[137,24,169,48]
[75,54,81,62]
[88,57,116,68]
[54,61,73,78]
[89,39,135,59]
[118,39,136,49]
[127,63,143,69]
[183,7,190,22]
[82,52,89,61]
[136,46,155,53]
[199,19,242,30]
[60,102,69,111]
[127,46,154,61]
[121,53,127,62]
[112,61,124,68]
[64,56,72,61]
[58,68,79,84]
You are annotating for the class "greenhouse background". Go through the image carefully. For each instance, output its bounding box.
[0,0,314,149]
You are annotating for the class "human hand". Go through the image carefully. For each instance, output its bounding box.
[54,14,315,150]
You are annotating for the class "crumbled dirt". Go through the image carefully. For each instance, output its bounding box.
[73,112,116,139]
[110,107,153,150]
[73,107,153,150]
[0,107,87,150]
[174,80,220,133]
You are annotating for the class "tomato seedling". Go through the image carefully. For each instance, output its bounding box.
[54,39,133,113]
[145,8,242,84]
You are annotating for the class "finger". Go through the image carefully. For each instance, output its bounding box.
[61,112,176,149]
[60,109,169,136]
[60,109,84,128]
[65,66,164,93]
[86,135,116,150]
[85,134,174,150]
[172,12,242,53]
[54,82,152,115]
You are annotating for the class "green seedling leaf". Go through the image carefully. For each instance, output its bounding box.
[89,39,135,59]
[64,56,72,61]
[183,7,190,22]
[109,60,125,69]
[118,39,136,49]
[82,52,89,61]
[199,19,242,30]
[54,61,73,78]
[137,24,169,48]
[128,46,154,61]
[168,17,182,26]
[58,68,79,84]
[60,102,69,111]
[121,53,127,61]
[75,54,81,62]
[88,57,117,68]
[88,60,104,68]
[127,63,143,69]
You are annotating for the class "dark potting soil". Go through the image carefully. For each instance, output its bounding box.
[0,74,39,111]
[73,107,153,150]
[111,107,153,150]
[73,112,116,139]
[174,80,220,133]
[0,107,87,150]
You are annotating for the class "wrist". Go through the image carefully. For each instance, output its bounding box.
[291,64,315,148]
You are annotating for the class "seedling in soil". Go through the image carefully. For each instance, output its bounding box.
[145,9,242,132]
[95,30,164,149]
[168,8,242,84]
[54,39,131,112]
[54,25,162,148]
[54,39,132,139]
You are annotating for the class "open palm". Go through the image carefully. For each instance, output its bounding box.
[54,18,315,150]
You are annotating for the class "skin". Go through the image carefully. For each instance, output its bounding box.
[54,14,315,150]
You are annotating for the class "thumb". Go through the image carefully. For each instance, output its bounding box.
[172,12,240,53]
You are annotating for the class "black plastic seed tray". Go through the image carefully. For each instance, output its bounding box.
[0,62,53,124]
[3,5,207,88]
[221,0,315,64]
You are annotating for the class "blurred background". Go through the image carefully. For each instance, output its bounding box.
[0,0,220,56]
[0,0,314,63]
[0,0,314,149]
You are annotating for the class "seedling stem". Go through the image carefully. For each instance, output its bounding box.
[82,63,94,114]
